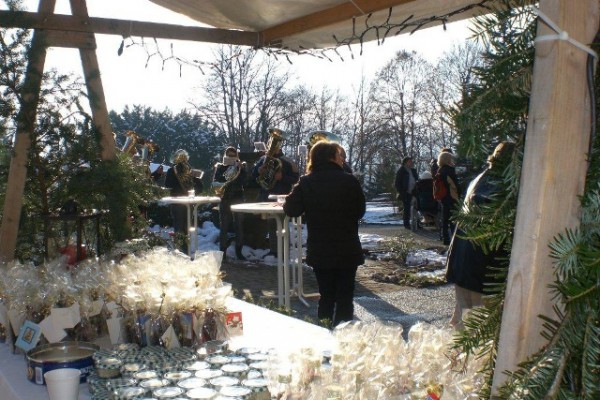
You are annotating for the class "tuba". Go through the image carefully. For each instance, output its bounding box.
[257,128,286,190]
[305,130,342,148]
[121,130,140,156]
[215,162,242,197]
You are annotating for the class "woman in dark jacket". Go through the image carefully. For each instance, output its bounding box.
[445,141,515,328]
[437,151,460,245]
[284,141,366,327]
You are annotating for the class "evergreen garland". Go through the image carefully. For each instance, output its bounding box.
[451,0,600,398]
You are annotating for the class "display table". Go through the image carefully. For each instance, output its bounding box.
[159,196,220,257]
[231,202,309,308]
[0,298,332,400]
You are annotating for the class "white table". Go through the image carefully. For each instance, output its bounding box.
[159,196,220,258]
[266,197,310,307]
[231,202,291,308]
[0,298,333,400]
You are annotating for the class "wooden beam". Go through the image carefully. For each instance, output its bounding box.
[0,0,56,262]
[261,0,419,45]
[44,30,96,49]
[0,10,258,46]
[69,0,115,161]
[492,0,599,392]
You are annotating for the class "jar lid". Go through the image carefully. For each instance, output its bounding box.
[219,385,251,397]
[177,377,207,389]
[153,386,185,398]
[195,369,223,379]
[133,370,158,380]
[139,378,169,389]
[186,386,217,399]
[209,375,239,387]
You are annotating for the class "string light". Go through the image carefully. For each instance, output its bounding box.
[121,0,494,73]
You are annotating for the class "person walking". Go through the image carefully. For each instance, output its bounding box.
[446,142,515,328]
[437,151,460,245]
[395,156,418,229]
[213,147,247,260]
[284,141,366,327]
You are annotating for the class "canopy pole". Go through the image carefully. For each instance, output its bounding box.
[69,0,116,161]
[0,0,57,263]
[492,0,599,392]
[0,0,116,262]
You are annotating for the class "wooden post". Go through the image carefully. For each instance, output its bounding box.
[69,0,116,161]
[492,0,599,392]
[0,0,56,262]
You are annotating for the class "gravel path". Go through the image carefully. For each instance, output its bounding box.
[222,223,454,331]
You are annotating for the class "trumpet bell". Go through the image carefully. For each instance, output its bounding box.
[305,130,342,147]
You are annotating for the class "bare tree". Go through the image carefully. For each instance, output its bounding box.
[191,46,291,151]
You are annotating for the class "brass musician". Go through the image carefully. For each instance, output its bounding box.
[252,128,299,257]
[212,147,247,260]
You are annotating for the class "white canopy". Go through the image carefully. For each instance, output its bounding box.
[148,0,492,50]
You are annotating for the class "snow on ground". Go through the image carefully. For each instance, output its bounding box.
[149,202,446,268]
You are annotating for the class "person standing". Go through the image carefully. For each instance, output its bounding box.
[284,141,366,327]
[164,149,194,253]
[213,147,247,261]
[395,156,419,230]
[446,142,515,328]
[437,151,460,245]
[252,148,299,256]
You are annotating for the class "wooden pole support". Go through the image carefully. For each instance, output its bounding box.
[492,0,599,392]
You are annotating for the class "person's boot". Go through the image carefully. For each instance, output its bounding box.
[235,247,246,261]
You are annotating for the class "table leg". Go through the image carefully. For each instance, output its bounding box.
[292,217,310,307]
[186,204,192,258]
[274,216,285,307]
[76,217,83,262]
[282,217,290,310]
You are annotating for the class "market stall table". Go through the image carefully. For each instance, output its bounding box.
[231,202,305,308]
[159,195,220,258]
[0,297,333,400]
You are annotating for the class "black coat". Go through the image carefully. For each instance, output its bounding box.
[164,162,193,196]
[438,164,460,205]
[284,162,366,269]
[445,169,506,293]
[394,166,418,197]
[213,163,246,200]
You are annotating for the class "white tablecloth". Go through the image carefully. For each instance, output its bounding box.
[0,298,332,399]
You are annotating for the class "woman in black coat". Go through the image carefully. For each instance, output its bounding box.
[446,141,515,328]
[284,141,366,327]
[437,151,460,245]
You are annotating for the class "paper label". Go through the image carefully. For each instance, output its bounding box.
[0,302,8,328]
[88,300,105,317]
[51,303,81,329]
[15,320,42,352]
[39,316,67,343]
[161,325,181,350]
[107,317,126,344]
[105,301,119,318]
[8,308,25,336]
[225,312,243,337]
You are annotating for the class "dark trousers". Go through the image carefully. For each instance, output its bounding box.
[170,204,189,253]
[441,199,456,245]
[219,199,244,253]
[313,266,359,327]
[402,193,413,228]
